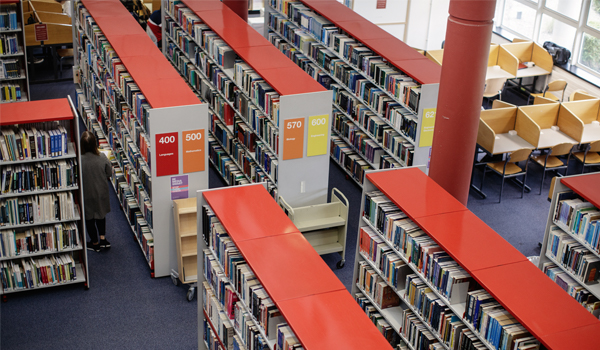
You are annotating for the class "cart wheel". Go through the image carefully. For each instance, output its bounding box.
[171,275,178,286]
[337,259,345,269]
[187,287,195,302]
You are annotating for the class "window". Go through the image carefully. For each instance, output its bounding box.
[539,15,576,51]
[545,0,582,21]
[502,0,537,38]
[496,0,600,79]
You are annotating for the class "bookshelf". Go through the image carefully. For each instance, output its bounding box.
[0,98,88,296]
[72,0,209,278]
[264,0,441,186]
[197,183,399,350]
[0,0,29,103]
[353,167,600,350]
[539,173,600,319]
[162,0,333,207]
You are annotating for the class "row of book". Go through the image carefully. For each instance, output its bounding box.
[268,7,422,114]
[330,136,371,185]
[76,4,152,137]
[361,190,538,350]
[332,111,384,168]
[202,319,226,350]
[208,139,252,187]
[0,33,19,55]
[0,253,78,292]
[545,226,600,284]
[0,125,69,162]
[0,82,23,102]
[542,261,600,319]
[0,222,80,259]
[0,58,20,79]
[1,159,78,195]
[0,4,18,31]
[204,222,283,341]
[202,280,241,350]
[465,290,540,350]
[355,292,407,349]
[553,197,600,254]
[0,192,78,227]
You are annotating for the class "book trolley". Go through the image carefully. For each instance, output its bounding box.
[539,173,600,320]
[265,0,441,187]
[353,167,600,350]
[0,98,88,296]
[72,0,209,278]
[0,0,29,103]
[163,0,333,207]
[197,183,395,350]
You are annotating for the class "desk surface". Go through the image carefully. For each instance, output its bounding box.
[486,65,515,80]
[488,133,535,155]
[581,123,600,144]
[538,128,578,149]
[516,65,551,78]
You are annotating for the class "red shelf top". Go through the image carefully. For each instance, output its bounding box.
[415,210,528,272]
[298,0,440,85]
[561,173,600,208]
[0,0,19,3]
[1,99,73,125]
[81,0,201,109]
[366,168,466,219]
[542,323,600,350]
[472,260,600,349]
[278,290,394,350]
[203,185,299,243]
[236,233,345,302]
[181,0,326,96]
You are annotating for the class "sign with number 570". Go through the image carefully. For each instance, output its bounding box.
[283,118,304,160]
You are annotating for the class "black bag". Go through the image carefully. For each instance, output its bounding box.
[543,41,571,65]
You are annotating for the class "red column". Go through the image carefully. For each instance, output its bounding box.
[223,0,249,22]
[428,0,496,205]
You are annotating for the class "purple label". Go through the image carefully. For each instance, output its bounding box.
[170,175,189,200]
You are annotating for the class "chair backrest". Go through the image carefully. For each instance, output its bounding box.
[550,142,573,157]
[590,140,600,153]
[546,79,567,92]
[508,148,532,163]
[483,78,507,98]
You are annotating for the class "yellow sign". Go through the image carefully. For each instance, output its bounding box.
[419,108,436,148]
[307,114,329,157]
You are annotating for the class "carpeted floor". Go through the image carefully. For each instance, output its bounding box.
[1,69,598,350]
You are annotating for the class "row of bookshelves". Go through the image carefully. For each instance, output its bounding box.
[163,37,277,193]
[0,124,71,163]
[163,9,279,186]
[330,135,370,187]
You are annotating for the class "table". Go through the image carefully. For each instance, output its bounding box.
[537,128,578,149]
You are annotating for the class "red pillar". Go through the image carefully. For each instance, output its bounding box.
[428,0,496,205]
[223,0,248,22]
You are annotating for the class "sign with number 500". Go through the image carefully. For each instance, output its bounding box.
[183,129,205,173]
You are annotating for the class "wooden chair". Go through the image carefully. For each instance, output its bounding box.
[56,48,73,78]
[483,78,507,109]
[527,79,568,104]
[530,142,573,194]
[481,148,532,203]
[573,140,600,173]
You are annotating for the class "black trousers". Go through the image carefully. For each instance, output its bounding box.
[86,218,106,244]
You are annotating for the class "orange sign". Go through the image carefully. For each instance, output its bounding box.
[182,129,205,173]
[283,118,304,160]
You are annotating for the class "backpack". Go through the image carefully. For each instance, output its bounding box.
[543,41,571,65]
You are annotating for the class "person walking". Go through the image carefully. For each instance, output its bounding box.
[80,131,112,252]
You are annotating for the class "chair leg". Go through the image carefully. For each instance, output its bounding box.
[540,167,546,195]
[522,172,528,199]
[481,166,487,192]
[499,174,505,203]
